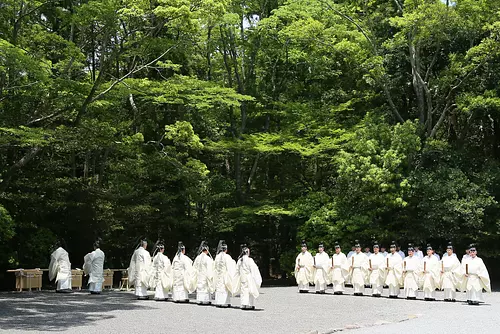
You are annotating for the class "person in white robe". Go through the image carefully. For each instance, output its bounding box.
[214,240,236,308]
[439,243,462,302]
[49,242,72,293]
[461,248,471,262]
[149,242,172,301]
[234,245,262,310]
[312,242,330,294]
[368,241,385,297]
[461,245,491,305]
[295,240,314,293]
[402,245,421,300]
[396,245,405,260]
[384,241,403,298]
[363,247,372,258]
[171,241,195,303]
[83,240,105,294]
[348,241,369,296]
[414,246,424,259]
[380,247,388,257]
[128,240,152,300]
[346,247,356,259]
[192,241,215,305]
[329,242,348,295]
[421,244,440,301]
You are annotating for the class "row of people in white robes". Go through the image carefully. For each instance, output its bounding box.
[128,241,262,310]
[49,242,105,294]
[295,242,490,305]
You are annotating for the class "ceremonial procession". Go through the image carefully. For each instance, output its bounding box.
[294,241,491,305]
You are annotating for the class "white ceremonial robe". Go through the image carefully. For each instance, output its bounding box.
[422,255,440,300]
[415,250,424,259]
[235,255,262,308]
[368,253,386,296]
[83,248,105,293]
[172,253,195,302]
[312,252,330,292]
[461,256,491,303]
[348,252,369,294]
[149,253,172,300]
[440,254,462,300]
[49,247,72,291]
[128,247,152,297]
[398,251,405,259]
[384,253,403,297]
[329,252,349,293]
[214,252,236,307]
[295,251,314,292]
[193,252,214,304]
[402,256,421,298]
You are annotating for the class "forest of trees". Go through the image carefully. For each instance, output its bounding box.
[1,0,500,285]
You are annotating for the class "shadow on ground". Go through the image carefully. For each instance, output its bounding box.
[0,291,152,332]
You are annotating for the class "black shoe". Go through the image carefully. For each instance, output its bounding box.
[90,291,101,295]
[299,290,309,293]
[451,299,456,302]
[315,291,321,294]
[198,301,211,305]
[241,305,250,310]
[334,291,343,295]
[406,297,416,300]
[56,289,73,294]
[155,298,166,301]
[372,294,381,297]
[137,296,149,300]
[354,293,363,296]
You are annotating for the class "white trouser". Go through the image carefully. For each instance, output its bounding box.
[215,290,231,306]
[240,292,255,307]
[353,283,364,294]
[372,284,383,295]
[315,282,326,292]
[333,282,344,292]
[405,287,417,298]
[444,288,456,300]
[154,285,168,299]
[135,285,148,297]
[196,291,210,303]
[89,282,102,292]
[467,287,483,302]
[57,277,71,290]
[388,285,399,297]
[172,288,189,301]
[423,289,436,299]
[298,283,309,291]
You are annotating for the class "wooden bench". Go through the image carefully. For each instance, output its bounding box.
[72,269,83,290]
[7,269,43,292]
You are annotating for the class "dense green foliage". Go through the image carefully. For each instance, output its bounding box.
[1,0,500,283]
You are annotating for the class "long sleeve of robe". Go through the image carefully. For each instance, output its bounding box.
[348,252,369,285]
[402,256,422,290]
[329,253,349,284]
[83,248,105,284]
[149,253,173,291]
[49,247,72,282]
[193,253,215,293]
[421,255,440,290]
[368,253,386,286]
[214,252,237,295]
[461,256,491,293]
[172,253,196,293]
[384,253,403,287]
[440,255,463,291]
[234,255,262,299]
[128,247,152,287]
[294,251,314,285]
[312,252,331,285]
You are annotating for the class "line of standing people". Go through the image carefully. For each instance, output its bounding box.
[295,240,491,305]
[128,240,262,310]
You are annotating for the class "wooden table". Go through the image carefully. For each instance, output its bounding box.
[6,269,43,292]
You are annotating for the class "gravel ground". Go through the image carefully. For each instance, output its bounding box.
[0,286,497,334]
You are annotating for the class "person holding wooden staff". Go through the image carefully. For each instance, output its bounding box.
[329,242,348,295]
[461,245,491,305]
[295,240,314,293]
[402,244,421,300]
[384,241,403,298]
[422,244,440,301]
[368,241,385,297]
[348,241,369,296]
[313,242,330,294]
[440,242,462,302]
